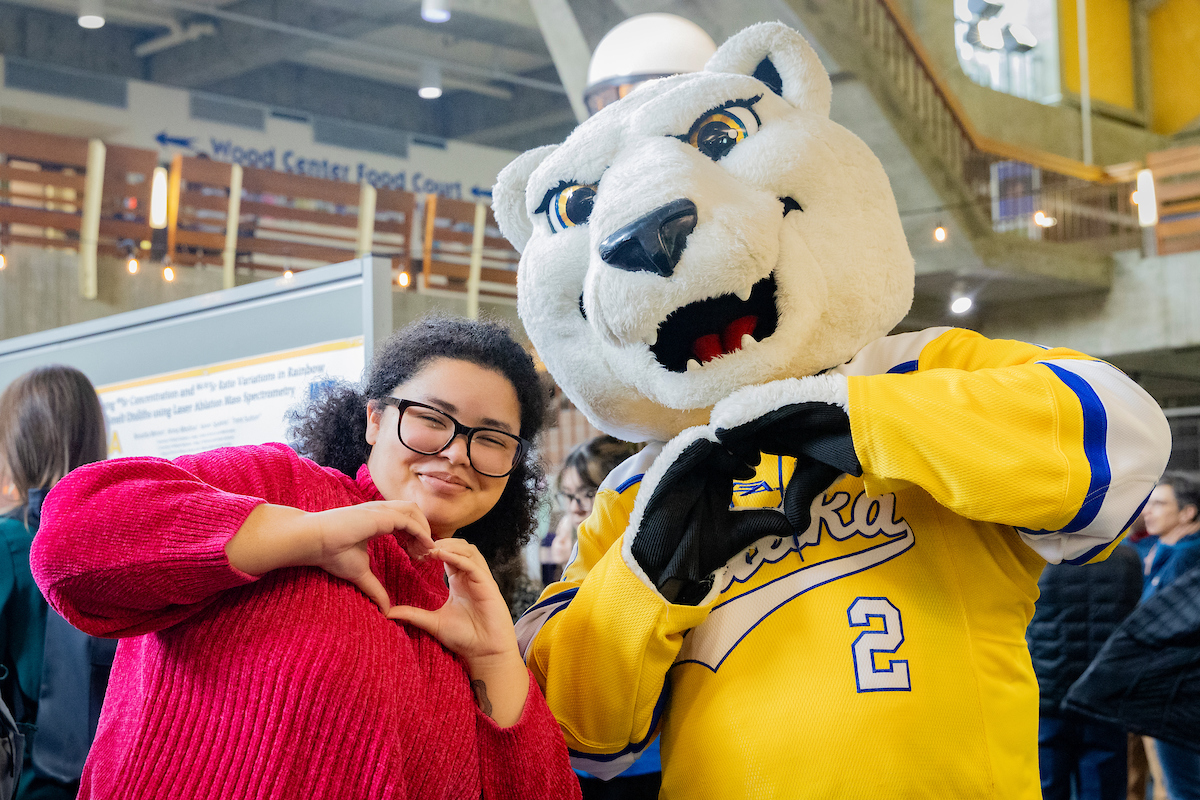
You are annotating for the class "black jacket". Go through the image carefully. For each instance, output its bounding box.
[1026,544,1143,712]
[1063,561,1200,753]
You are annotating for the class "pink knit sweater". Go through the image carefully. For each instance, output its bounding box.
[31,443,581,800]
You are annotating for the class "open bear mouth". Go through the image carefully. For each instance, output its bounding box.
[648,274,779,373]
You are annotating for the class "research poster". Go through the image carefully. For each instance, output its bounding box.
[99,338,364,460]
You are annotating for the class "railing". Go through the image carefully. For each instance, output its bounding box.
[1147,145,1200,256]
[850,0,1142,253]
[0,125,158,297]
[164,154,514,301]
[420,194,518,307]
[2,124,520,307]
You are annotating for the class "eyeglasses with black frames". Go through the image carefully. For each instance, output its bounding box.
[377,397,528,478]
[557,488,597,510]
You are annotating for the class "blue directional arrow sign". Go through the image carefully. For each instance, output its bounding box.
[155,131,196,149]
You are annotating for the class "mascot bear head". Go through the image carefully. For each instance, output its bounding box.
[495,22,914,442]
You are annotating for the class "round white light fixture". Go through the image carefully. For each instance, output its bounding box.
[127,258,139,274]
[163,266,176,282]
[934,225,947,243]
[951,295,973,315]
[418,63,442,99]
[398,271,410,287]
[78,0,105,28]
[421,0,450,24]
[0,252,6,271]
[1033,210,1057,228]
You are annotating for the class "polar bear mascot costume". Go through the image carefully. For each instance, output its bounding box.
[495,22,1170,799]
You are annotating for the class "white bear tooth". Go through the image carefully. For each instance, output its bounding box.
[644,329,658,347]
[686,359,701,372]
[735,287,752,302]
[741,334,756,349]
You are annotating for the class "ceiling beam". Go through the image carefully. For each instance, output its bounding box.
[290,51,514,100]
[458,108,578,145]
[527,0,591,122]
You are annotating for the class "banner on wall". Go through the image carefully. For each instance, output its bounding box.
[99,338,364,460]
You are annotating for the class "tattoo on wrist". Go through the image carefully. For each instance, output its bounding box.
[471,679,494,718]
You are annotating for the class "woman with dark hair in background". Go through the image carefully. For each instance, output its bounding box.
[539,435,658,800]
[0,365,111,799]
[541,436,639,586]
[31,316,581,800]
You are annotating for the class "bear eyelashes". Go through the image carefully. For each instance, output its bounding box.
[534,97,765,237]
[677,97,763,161]
[537,180,597,233]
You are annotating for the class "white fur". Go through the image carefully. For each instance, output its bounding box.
[705,21,832,118]
[494,22,914,442]
[709,374,849,432]
[494,145,557,252]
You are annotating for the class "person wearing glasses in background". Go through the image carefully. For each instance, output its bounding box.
[31,315,581,800]
[541,435,657,800]
[542,437,639,586]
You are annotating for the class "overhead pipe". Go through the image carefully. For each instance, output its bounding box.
[134,21,216,57]
[151,0,568,95]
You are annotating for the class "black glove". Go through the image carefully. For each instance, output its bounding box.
[716,402,861,534]
[629,435,793,605]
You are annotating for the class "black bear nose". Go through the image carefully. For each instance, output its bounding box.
[598,198,697,277]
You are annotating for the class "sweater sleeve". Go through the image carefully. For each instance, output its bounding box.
[30,443,328,638]
[476,669,582,800]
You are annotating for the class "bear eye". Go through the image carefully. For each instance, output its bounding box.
[540,183,597,234]
[686,103,761,161]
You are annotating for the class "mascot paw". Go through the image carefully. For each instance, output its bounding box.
[626,426,791,606]
[711,375,862,533]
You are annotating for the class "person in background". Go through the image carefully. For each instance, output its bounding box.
[31,316,581,800]
[1137,473,1200,800]
[544,435,656,800]
[1141,474,1200,601]
[1027,542,1143,800]
[0,365,111,800]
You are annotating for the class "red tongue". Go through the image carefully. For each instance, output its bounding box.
[692,316,759,364]
[693,334,722,364]
[722,316,758,353]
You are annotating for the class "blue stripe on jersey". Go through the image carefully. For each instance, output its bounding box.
[1017,362,1111,536]
[1062,536,1117,566]
[523,587,578,616]
[616,473,644,493]
[568,679,670,761]
[1061,492,1154,566]
[887,360,918,374]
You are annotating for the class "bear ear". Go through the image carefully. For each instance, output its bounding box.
[705,22,831,118]
[493,145,558,253]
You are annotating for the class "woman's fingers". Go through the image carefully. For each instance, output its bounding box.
[387,603,439,632]
[425,543,490,585]
[353,568,393,615]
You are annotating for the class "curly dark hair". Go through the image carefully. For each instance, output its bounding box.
[288,314,548,566]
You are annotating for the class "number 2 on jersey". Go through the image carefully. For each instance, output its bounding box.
[847,597,911,692]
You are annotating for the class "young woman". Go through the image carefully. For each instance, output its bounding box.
[0,364,111,800]
[539,436,657,800]
[542,436,640,584]
[31,316,581,800]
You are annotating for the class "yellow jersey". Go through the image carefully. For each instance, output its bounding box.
[517,328,1170,799]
